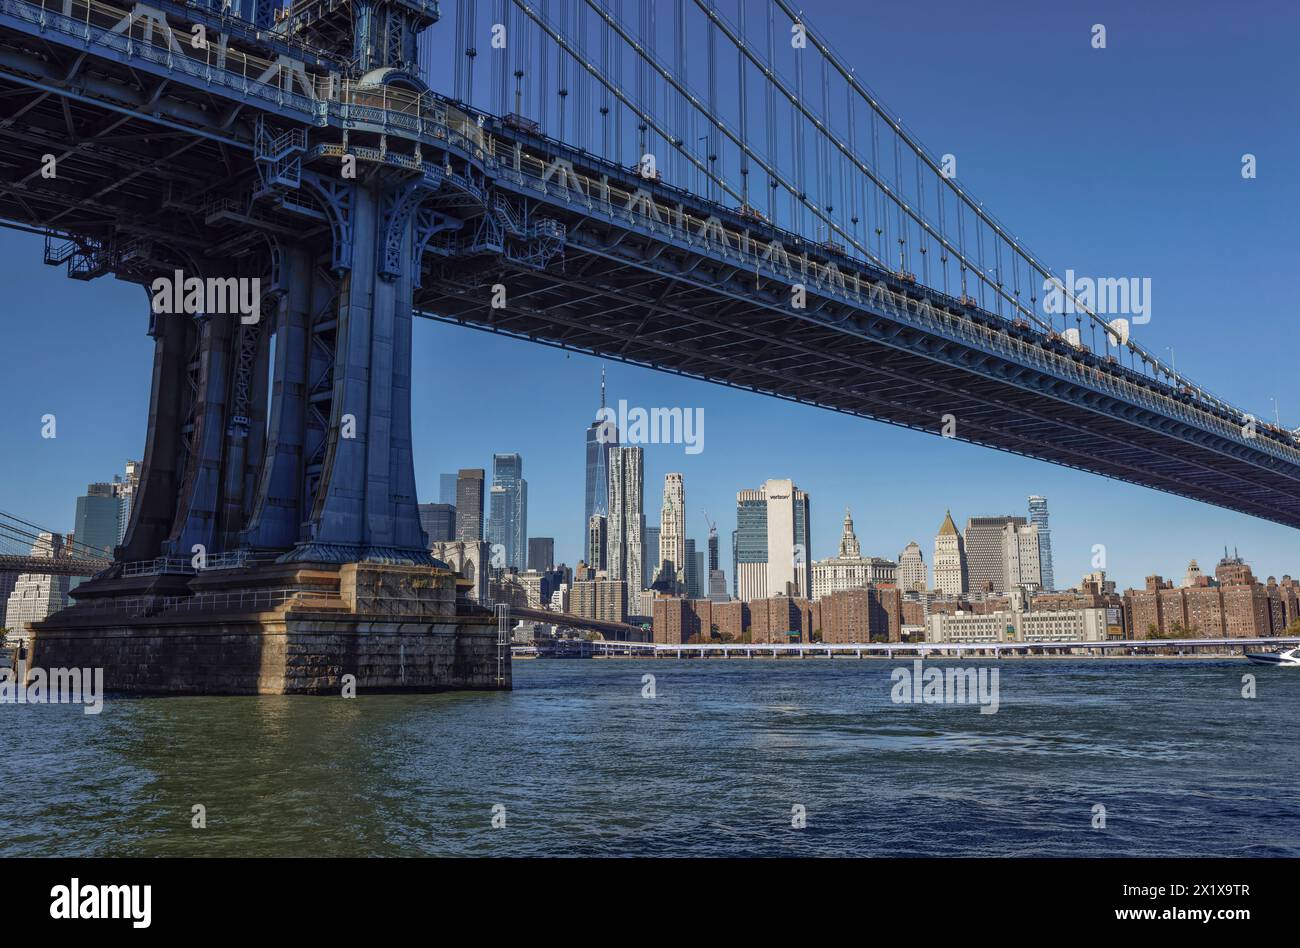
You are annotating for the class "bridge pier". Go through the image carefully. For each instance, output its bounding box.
[27,3,509,694]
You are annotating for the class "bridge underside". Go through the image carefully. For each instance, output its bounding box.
[415,230,1300,530]
[2,0,1299,560]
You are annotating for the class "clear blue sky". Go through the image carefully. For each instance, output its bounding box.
[1,0,1297,589]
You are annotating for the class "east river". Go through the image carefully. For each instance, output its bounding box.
[2,658,1296,856]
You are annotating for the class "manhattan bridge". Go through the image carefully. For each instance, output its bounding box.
[1,0,1298,580]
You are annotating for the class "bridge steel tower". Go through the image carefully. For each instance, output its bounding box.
[3,0,507,693]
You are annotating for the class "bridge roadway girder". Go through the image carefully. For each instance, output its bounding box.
[414,177,1300,530]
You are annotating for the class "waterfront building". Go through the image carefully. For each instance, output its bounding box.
[487,453,527,572]
[819,586,904,643]
[606,446,644,593]
[810,508,897,600]
[898,541,927,593]
[527,537,555,573]
[1026,496,1055,592]
[713,600,746,638]
[454,469,485,541]
[1122,552,1284,639]
[584,368,618,564]
[925,605,1107,644]
[964,515,1025,594]
[933,510,967,596]
[418,503,456,543]
[733,479,811,601]
[747,596,807,644]
[652,597,717,645]
[3,533,71,641]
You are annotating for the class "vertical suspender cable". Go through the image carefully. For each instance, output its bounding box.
[707,7,718,201]
[738,0,749,209]
[793,21,805,235]
[466,0,477,106]
[538,0,550,129]
[454,0,466,101]
[765,0,776,221]
[493,0,505,114]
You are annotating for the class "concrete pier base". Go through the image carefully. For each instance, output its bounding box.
[29,562,508,696]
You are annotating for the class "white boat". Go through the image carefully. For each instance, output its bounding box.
[1244,646,1300,667]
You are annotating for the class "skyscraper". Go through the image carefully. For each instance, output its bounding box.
[681,537,699,598]
[74,483,122,558]
[964,515,1025,594]
[898,541,927,592]
[1027,496,1055,592]
[418,503,456,544]
[487,453,527,572]
[584,369,618,569]
[657,472,686,591]
[455,469,485,541]
[933,511,967,596]
[734,490,768,601]
[733,479,811,600]
[527,537,555,573]
[439,473,458,506]
[1003,522,1042,592]
[71,482,122,592]
[3,533,70,640]
[114,459,141,543]
[588,514,607,573]
[706,516,728,601]
[642,525,660,590]
[606,445,644,593]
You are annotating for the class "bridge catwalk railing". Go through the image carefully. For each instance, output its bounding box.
[10,0,320,111]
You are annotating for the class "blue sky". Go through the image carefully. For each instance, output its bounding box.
[1,0,1297,589]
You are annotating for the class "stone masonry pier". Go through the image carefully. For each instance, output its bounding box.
[30,562,508,696]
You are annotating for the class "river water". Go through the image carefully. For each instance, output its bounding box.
[1,658,1296,856]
